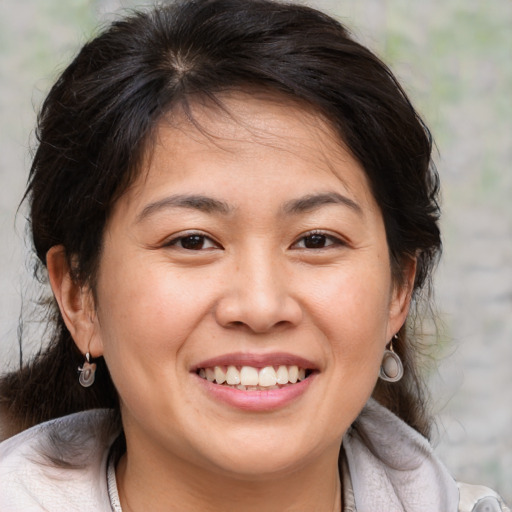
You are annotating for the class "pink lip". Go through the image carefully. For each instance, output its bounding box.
[191,352,318,371]
[191,352,319,412]
[194,372,316,412]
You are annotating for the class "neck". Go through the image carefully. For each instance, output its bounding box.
[116,442,342,512]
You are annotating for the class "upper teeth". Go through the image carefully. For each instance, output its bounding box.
[198,365,307,387]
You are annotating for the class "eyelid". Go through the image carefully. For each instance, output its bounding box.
[290,230,347,250]
[163,230,223,250]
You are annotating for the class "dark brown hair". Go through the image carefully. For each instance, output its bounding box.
[0,0,440,440]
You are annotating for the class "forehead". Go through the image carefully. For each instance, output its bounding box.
[167,91,336,147]
[118,90,377,215]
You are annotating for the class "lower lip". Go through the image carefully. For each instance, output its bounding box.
[194,373,316,411]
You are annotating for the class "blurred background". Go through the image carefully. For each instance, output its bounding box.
[0,0,510,501]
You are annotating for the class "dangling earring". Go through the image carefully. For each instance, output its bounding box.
[78,352,97,387]
[379,335,403,383]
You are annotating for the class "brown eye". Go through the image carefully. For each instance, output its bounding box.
[167,234,219,250]
[292,231,343,250]
[303,234,328,248]
[180,235,206,250]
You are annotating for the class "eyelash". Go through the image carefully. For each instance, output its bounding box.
[291,230,345,250]
[164,230,345,252]
[164,232,221,251]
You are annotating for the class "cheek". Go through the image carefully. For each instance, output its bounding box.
[94,257,215,378]
[93,267,209,427]
[304,262,392,367]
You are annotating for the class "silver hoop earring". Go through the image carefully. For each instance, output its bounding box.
[78,352,97,388]
[379,336,403,383]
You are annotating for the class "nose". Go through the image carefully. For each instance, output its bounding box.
[214,250,303,333]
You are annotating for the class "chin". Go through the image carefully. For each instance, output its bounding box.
[210,451,311,480]
[197,430,332,480]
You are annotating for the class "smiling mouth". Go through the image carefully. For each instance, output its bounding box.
[197,365,313,390]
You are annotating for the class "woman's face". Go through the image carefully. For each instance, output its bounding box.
[88,92,412,478]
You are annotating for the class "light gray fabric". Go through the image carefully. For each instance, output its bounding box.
[458,483,511,512]
[343,399,460,511]
[0,402,508,511]
[0,409,118,511]
[108,454,123,512]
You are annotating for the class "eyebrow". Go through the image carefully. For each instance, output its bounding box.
[282,192,363,216]
[136,194,233,223]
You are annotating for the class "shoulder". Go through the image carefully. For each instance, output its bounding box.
[0,409,120,511]
[458,482,511,512]
[343,399,460,510]
[343,400,511,512]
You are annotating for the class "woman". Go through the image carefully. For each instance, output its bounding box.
[0,0,508,510]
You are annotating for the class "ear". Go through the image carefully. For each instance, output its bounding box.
[387,256,417,340]
[46,246,104,358]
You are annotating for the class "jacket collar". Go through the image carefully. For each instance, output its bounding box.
[342,399,459,512]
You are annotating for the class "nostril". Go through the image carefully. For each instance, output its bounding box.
[215,290,303,333]
[225,319,294,332]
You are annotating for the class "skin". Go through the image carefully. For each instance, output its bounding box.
[48,91,415,512]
